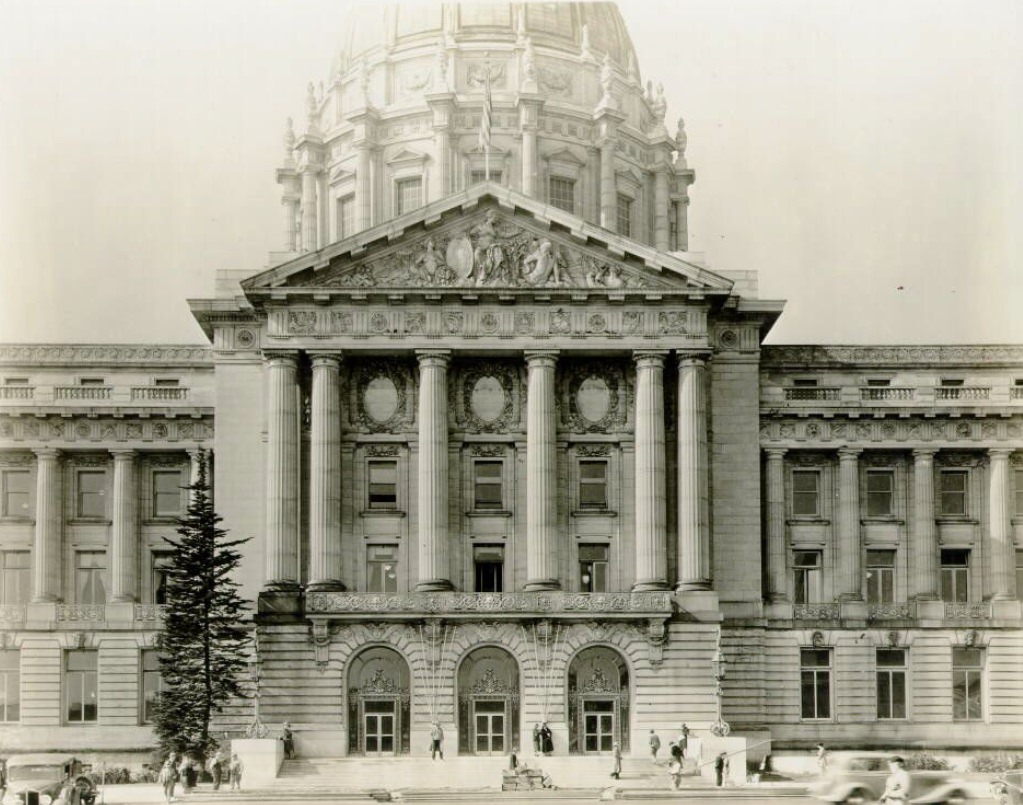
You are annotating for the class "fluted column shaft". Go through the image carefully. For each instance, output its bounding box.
[765,448,789,602]
[309,354,344,590]
[911,449,938,600]
[301,169,318,252]
[283,198,298,251]
[836,447,863,601]
[265,352,300,589]
[110,450,138,603]
[633,351,668,590]
[654,167,670,251]
[32,449,62,603]
[317,172,329,250]
[432,128,450,201]
[677,355,710,590]
[357,146,373,231]
[988,449,1016,600]
[525,351,560,590]
[416,351,453,591]
[599,140,616,231]
[521,126,537,196]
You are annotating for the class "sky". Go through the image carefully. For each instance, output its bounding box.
[0,0,1019,346]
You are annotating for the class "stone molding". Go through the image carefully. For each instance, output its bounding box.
[306,591,673,617]
[0,344,212,366]
[0,416,213,445]
[762,345,1023,367]
[760,417,1023,445]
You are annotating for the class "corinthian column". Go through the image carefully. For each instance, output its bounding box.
[988,449,1016,600]
[599,137,617,231]
[416,351,453,591]
[653,166,670,251]
[677,354,710,590]
[836,447,863,601]
[525,351,560,590]
[32,448,62,603]
[633,351,668,590]
[265,351,300,589]
[301,167,319,252]
[109,450,138,603]
[911,449,938,600]
[765,448,789,602]
[309,353,344,590]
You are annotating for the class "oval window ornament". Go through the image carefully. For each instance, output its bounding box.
[364,376,399,423]
[470,376,506,423]
[577,376,611,423]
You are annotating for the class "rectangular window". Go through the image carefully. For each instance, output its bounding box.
[792,470,821,517]
[579,544,609,593]
[941,378,965,387]
[395,177,423,215]
[952,647,983,721]
[76,470,107,518]
[800,648,832,720]
[66,650,98,723]
[940,549,969,603]
[470,169,503,186]
[152,470,183,518]
[153,378,179,387]
[579,461,608,509]
[473,461,503,510]
[866,549,896,604]
[79,378,105,386]
[792,378,819,387]
[616,194,632,237]
[1,470,30,517]
[152,553,173,605]
[939,471,968,516]
[867,378,892,387]
[141,650,164,724]
[866,470,894,517]
[473,545,504,593]
[75,551,107,605]
[3,378,28,385]
[876,649,907,720]
[0,552,30,606]
[367,545,399,593]
[368,461,398,509]
[1015,470,1023,516]
[793,550,822,604]
[336,194,355,240]
[0,650,19,722]
[549,177,576,213]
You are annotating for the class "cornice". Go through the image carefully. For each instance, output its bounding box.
[762,344,1023,368]
[0,344,213,368]
[759,415,1023,447]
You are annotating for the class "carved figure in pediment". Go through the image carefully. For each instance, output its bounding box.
[471,210,506,284]
[522,238,561,286]
[413,238,453,284]
[586,261,625,289]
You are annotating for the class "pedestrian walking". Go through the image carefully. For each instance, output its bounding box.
[669,740,682,764]
[540,722,553,756]
[611,742,622,780]
[159,754,178,803]
[816,743,829,775]
[532,723,541,756]
[228,754,243,791]
[178,755,197,795]
[714,752,729,787]
[282,721,295,759]
[649,730,661,762]
[430,721,445,760]
[677,723,690,758]
[880,756,911,804]
[207,750,225,791]
[667,753,683,790]
[509,748,519,771]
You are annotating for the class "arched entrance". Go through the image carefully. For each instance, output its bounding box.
[457,646,520,756]
[567,646,630,754]
[347,647,411,756]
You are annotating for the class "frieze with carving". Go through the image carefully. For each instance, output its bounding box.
[537,66,572,96]
[453,360,521,433]
[0,416,212,445]
[562,361,627,433]
[349,360,414,433]
[763,345,1023,366]
[761,417,1023,446]
[0,345,213,366]
[306,591,673,616]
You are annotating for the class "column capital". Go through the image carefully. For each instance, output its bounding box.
[912,448,939,460]
[109,449,137,460]
[633,349,669,368]
[308,351,343,369]
[764,447,789,460]
[677,350,711,367]
[416,349,452,368]
[524,349,559,368]
[988,448,1013,460]
[263,349,300,366]
[837,446,863,460]
[32,447,62,460]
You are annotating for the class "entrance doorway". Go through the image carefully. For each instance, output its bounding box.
[567,646,630,755]
[347,647,411,756]
[582,699,615,753]
[364,699,397,755]
[458,646,520,756]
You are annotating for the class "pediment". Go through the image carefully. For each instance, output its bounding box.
[329,164,356,183]
[243,185,733,296]
[543,147,585,166]
[386,147,429,166]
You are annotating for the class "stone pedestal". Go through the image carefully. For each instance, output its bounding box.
[231,738,283,787]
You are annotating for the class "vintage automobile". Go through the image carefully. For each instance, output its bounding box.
[991,771,1023,805]
[2,754,96,805]
[808,752,972,804]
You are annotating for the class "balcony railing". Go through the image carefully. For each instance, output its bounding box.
[56,604,106,622]
[54,386,112,401]
[306,591,674,618]
[860,387,915,401]
[0,386,34,400]
[784,387,841,401]
[868,603,913,620]
[944,602,991,619]
[131,387,189,401]
[133,604,168,623]
[0,604,26,623]
[793,603,841,620]
[935,386,991,401]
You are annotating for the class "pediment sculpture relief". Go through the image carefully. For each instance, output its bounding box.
[309,211,677,291]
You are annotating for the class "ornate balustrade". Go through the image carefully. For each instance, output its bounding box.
[0,605,26,624]
[306,591,674,619]
[783,387,841,401]
[131,387,189,401]
[943,602,991,620]
[133,604,168,624]
[934,386,990,400]
[868,603,913,620]
[793,603,841,620]
[860,387,915,401]
[54,386,112,400]
[0,386,34,400]
[56,604,106,622]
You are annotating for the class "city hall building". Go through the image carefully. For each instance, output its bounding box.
[0,3,1020,761]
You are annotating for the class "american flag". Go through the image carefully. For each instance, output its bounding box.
[478,61,492,177]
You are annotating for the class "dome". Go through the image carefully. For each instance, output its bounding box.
[339,3,637,73]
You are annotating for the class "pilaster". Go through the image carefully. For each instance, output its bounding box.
[109,449,138,603]
[836,447,863,601]
[32,448,62,603]
[593,108,624,232]
[633,350,668,591]
[988,449,1016,600]
[911,449,939,600]
[518,96,544,198]
[764,448,788,603]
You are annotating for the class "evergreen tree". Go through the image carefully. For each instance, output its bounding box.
[153,451,250,759]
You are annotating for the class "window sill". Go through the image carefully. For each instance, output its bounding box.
[861,517,904,525]
[787,518,831,526]
[466,510,512,518]
[68,518,112,526]
[572,509,618,518]
[145,516,182,525]
[936,517,978,525]
[360,510,406,518]
[0,516,34,524]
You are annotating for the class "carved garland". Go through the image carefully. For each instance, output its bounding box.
[563,361,625,433]
[350,360,413,433]
[456,361,520,433]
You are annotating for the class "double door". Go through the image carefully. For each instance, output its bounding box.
[363,699,396,755]
[473,699,506,755]
[582,699,615,753]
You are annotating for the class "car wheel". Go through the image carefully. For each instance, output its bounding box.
[74,775,96,805]
[842,789,871,804]
[942,791,967,805]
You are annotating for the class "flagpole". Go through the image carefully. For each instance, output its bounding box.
[482,52,492,182]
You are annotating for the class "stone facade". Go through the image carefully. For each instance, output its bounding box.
[0,2,1019,761]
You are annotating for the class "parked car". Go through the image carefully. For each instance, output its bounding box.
[808,752,972,804]
[992,771,1023,805]
[2,754,96,805]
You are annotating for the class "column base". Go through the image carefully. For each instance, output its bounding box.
[675,581,711,592]
[632,581,671,592]
[414,580,454,592]
[31,594,60,604]
[109,595,137,604]
[258,589,303,615]
[523,580,561,591]
[306,581,347,593]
